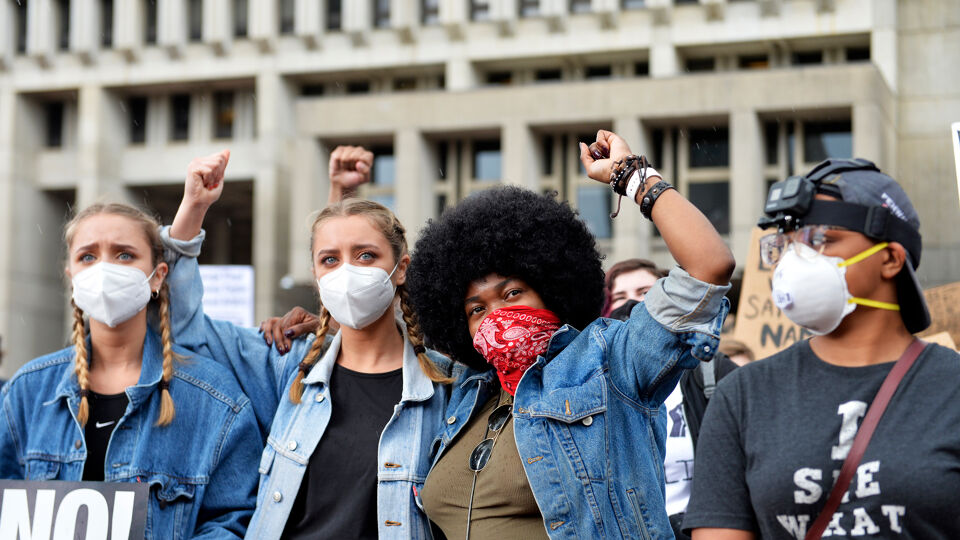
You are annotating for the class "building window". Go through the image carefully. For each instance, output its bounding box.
[101,0,113,47]
[234,0,248,37]
[359,145,396,210]
[301,83,325,96]
[519,0,539,17]
[45,102,64,148]
[685,57,715,72]
[144,0,158,45]
[128,96,147,144]
[803,120,851,163]
[279,0,295,34]
[373,0,391,28]
[486,71,512,85]
[623,0,644,8]
[346,81,371,94]
[188,0,203,41]
[422,0,439,25]
[471,0,491,21]
[538,131,613,240]
[15,0,27,54]
[738,54,768,70]
[393,77,417,91]
[688,182,730,235]
[213,92,234,139]
[792,50,822,65]
[473,140,501,181]
[535,68,562,82]
[327,0,342,30]
[634,61,649,76]
[170,94,190,141]
[585,65,612,79]
[578,186,612,239]
[688,128,729,168]
[570,0,591,13]
[654,126,731,236]
[57,0,70,51]
[845,46,870,62]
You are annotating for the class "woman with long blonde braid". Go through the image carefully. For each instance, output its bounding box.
[161,147,458,539]
[0,202,262,538]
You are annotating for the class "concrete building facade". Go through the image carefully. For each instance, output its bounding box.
[1,0,958,376]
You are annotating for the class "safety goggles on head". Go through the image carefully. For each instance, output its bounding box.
[759,225,849,268]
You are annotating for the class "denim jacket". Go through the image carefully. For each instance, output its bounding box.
[428,267,730,539]
[161,227,460,540]
[0,330,262,539]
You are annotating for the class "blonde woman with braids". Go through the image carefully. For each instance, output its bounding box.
[161,148,457,539]
[0,202,262,538]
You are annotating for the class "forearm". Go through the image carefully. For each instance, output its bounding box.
[642,184,735,285]
[170,201,211,242]
[327,183,356,205]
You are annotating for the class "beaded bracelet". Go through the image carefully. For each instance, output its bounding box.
[609,154,649,218]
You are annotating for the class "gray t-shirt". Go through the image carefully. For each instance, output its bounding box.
[684,340,960,539]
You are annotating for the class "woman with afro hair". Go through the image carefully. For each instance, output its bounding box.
[405,129,735,539]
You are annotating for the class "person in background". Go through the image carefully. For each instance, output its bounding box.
[603,258,668,317]
[718,338,755,367]
[0,202,261,538]
[685,159,960,539]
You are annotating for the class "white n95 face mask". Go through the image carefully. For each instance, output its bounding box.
[317,263,398,330]
[72,263,157,328]
[771,241,898,335]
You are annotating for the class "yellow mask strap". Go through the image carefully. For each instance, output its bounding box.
[838,242,889,268]
[848,297,900,311]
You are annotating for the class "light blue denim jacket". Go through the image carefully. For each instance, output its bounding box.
[0,330,262,539]
[427,267,730,539]
[161,227,460,540]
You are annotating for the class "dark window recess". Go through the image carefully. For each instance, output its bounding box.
[764,121,779,166]
[519,0,539,17]
[738,54,768,70]
[213,91,234,139]
[675,0,698,3]
[101,0,114,47]
[623,0,645,8]
[436,194,448,216]
[301,83,325,96]
[570,0,592,13]
[585,65,612,79]
[634,61,649,76]
[393,77,417,91]
[803,120,851,163]
[486,71,512,85]
[144,0,158,45]
[471,0,491,21]
[370,146,396,186]
[422,0,440,25]
[688,127,729,168]
[45,102,65,148]
[578,186,612,239]
[170,94,190,141]
[473,140,501,181]
[541,135,554,176]
[15,1,28,54]
[327,0,342,30]
[57,0,70,51]
[688,182,730,235]
[188,0,203,41]
[128,96,148,144]
[651,128,664,169]
[436,141,448,181]
[792,50,822,65]
[535,68,562,82]
[374,0,391,28]
[845,46,870,62]
[234,0,248,37]
[346,81,371,94]
[279,0,295,34]
[685,57,715,72]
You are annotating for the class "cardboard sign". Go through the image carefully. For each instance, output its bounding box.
[199,265,255,327]
[918,281,960,347]
[0,480,147,539]
[733,227,813,359]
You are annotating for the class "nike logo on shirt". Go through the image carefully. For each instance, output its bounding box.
[95,421,115,429]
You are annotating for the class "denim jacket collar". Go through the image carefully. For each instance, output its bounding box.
[52,329,166,408]
[302,329,436,403]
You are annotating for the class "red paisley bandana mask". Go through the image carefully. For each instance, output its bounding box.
[472,305,562,395]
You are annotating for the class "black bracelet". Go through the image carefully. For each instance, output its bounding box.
[639,181,676,220]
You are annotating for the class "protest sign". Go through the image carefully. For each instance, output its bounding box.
[918,281,960,347]
[199,265,255,327]
[0,480,147,539]
[733,227,813,359]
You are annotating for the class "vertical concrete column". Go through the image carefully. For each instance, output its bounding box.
[870,0,897,92]
[27,0,55,61]
[0,89,18,377]
[253,72,295,320]
[730,109,763,266]
[0,1,14,67]
[610,117,650,265]
[649,27,679,78]
[394,128,435,242]
[501,120,539,190]
[113,0,144,53]
[158,0,187,53]
[76,84,128,208]
[852,102,890,171]
[287,136,323,284]
[445,56,477,90]
[70,0,100,59]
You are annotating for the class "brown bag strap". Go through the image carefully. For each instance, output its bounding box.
[804,338,927,540]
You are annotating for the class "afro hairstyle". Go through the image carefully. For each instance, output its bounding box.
[406,185,605,370]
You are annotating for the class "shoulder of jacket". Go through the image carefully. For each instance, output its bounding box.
[170,346,250,414]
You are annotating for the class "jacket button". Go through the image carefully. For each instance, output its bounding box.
[446,416,456,425]
[582,416,594,426]
[287,440,298,451]
[273,491,282,502]
[315,393,325,402]
[74,439,82,449]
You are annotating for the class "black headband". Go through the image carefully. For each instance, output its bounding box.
[802,200,922,267]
